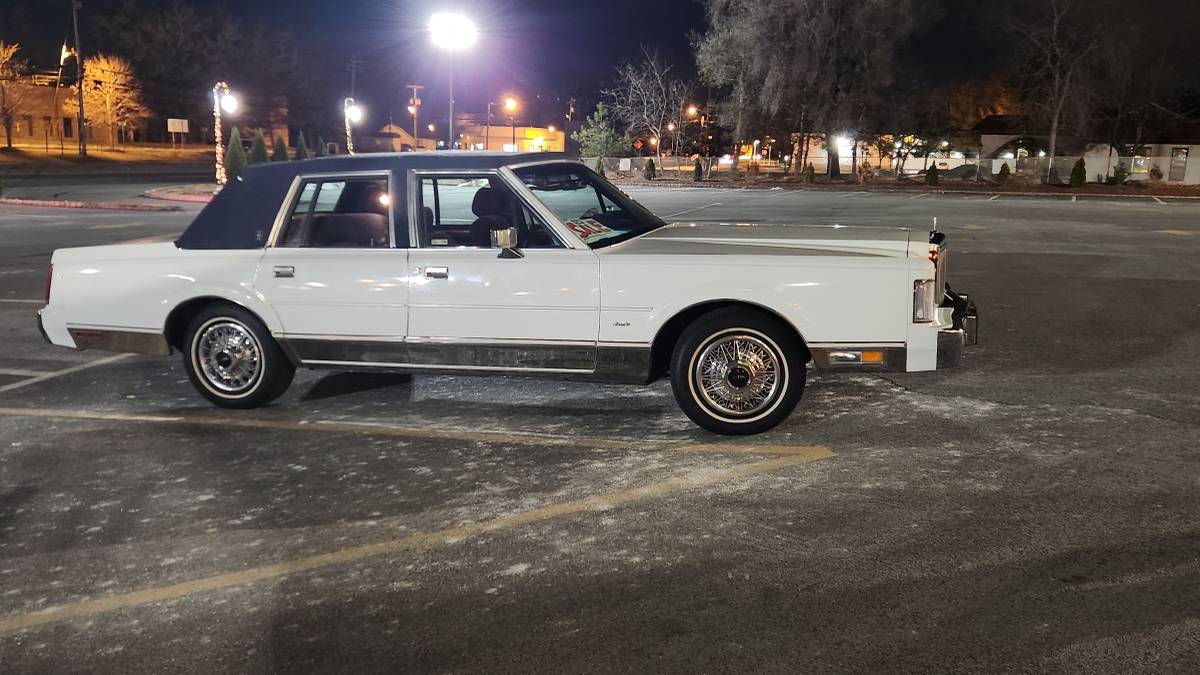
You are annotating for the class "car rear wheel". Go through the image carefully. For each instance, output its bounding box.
[183,303,294,409]
[670,308,806,435]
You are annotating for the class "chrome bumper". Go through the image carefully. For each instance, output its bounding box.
[937,289,978,368]
[36,310,52,345]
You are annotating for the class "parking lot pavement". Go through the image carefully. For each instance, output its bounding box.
[1,190,1199,671]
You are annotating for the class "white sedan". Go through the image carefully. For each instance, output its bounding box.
[38,153,976,434]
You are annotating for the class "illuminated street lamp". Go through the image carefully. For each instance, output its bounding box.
[429,12,478,148]
[686,104,699,118]
[212,82,239,185]
[505,96,519,150]
[344,97,363,154]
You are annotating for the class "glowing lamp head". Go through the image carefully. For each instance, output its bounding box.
[503,97,518,112]
[430,13,478,51]
[219,93,238,115]
[686,105,698,117]
[345,103,364,124]
[407,105,417,115]
[667,123,676,132]
[427,123,435,133]
[547,125,556,133]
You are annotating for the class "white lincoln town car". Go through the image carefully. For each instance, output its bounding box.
[38,152,977,434]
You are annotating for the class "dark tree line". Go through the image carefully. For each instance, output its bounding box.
[687,0,1200,177]
[89,0,341,143]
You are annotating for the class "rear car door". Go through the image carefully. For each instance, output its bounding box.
[253,171,410,363]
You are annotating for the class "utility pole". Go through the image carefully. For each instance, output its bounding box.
[71,0,87,157]
[406,84,423,148]
[347,56,363,98]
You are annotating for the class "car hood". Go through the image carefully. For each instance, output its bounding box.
[601,221,914,258]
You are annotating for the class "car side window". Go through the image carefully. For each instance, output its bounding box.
[416,175,562,249]
[278,176,392,248]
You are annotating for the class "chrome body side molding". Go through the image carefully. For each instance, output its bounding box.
[65,326,172,356]
[276,338,653,384]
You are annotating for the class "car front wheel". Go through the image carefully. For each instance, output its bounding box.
[670,308,806,435]
[183,303,294,409]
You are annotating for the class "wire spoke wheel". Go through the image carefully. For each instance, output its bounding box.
[692,333,781,417]
[195,320,262,395]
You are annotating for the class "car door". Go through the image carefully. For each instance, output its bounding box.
[253,171,410,364]
[404,170,601,373]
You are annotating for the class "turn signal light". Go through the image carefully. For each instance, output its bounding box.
[861,351,884,364]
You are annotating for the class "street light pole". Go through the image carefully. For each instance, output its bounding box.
[406,84,423,150]
[429,12,477,151]
[71,0,87,157]
[486,102,492,151]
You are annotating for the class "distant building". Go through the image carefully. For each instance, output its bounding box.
[357,124,437,153]
[973,114,1200,184]
[457,124,564,153]
[2,76,84,149]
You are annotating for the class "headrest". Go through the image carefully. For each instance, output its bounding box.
[471,187,507,217]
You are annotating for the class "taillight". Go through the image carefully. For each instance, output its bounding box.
[44,263,53,305]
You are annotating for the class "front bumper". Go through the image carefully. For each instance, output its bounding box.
[936,289,978,368]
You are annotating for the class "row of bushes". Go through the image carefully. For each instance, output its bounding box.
[223,127,329,181]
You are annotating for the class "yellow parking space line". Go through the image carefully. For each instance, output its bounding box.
[0,448,829,635]
[0,406,813,457]
[1155,229,1194,236]
[0,368,56,377]
[673,443,830,457]
[0,298,43,305]
[0,354,132,395]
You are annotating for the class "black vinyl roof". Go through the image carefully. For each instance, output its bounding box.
[175,152,570,250]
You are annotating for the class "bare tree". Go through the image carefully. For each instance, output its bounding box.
[0,41,31,149]
[695,0,918,177]
[604,47,692,163]
[1014,0,1098,181]
[78,53,150,149]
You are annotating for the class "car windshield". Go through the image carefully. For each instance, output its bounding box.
[512,163,666,248]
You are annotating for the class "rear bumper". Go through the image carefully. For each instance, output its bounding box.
[36,309,52,344]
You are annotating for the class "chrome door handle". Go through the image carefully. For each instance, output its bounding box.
[274,266,294,278]
[424,266,449,279]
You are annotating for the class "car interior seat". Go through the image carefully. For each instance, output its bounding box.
[469,187,513,246]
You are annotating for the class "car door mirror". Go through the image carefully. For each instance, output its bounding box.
[490,227,523,259]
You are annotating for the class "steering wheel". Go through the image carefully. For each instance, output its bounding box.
[580,207,601,219]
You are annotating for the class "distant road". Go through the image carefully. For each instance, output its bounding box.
[0,167,211,203]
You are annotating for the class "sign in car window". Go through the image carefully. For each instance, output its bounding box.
[564,218,620,243]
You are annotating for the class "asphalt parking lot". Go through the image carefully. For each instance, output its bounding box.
[2,187,1199,672]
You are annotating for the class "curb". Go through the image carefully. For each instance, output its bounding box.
[143,187,214,204]
[0,197,182,212]
[609,178,1200,201]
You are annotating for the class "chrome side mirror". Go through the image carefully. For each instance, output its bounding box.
[490,227,523,258]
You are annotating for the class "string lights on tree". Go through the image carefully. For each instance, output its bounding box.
[212,82,238,185]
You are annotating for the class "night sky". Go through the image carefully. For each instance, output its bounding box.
[3,0,1007,126]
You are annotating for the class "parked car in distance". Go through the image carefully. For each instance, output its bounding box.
[38,152,977,434]
[915,164,982,181]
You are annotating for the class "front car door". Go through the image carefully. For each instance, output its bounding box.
[254,170,411,364]
[404,168,601,373]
